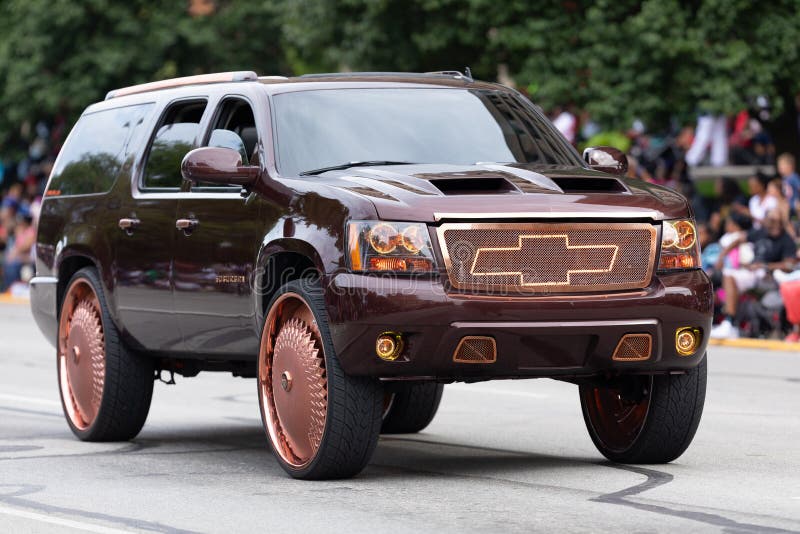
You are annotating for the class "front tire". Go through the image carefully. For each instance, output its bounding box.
[57,267,154,441]
[579,355,707,463]
[257,279,383,479]
[381,382,443,434]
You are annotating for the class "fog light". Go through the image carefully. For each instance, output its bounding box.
[376,332,404,361]
[675,327,701,356]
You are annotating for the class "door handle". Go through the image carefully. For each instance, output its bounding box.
[118,218,140,235]
[175,218,199,232]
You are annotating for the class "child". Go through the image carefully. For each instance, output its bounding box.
[778,153,800,216]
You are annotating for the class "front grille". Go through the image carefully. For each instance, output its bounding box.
[437,222,657,294]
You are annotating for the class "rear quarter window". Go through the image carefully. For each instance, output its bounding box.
[46,103,153,196]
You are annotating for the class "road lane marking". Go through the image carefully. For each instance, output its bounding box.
[0,393,61,407]
[448,385,549,399]
[0,505,133,534]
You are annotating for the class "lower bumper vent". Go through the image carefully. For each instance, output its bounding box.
[612,333,652,361]
[453,336,497,364]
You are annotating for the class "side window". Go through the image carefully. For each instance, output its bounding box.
[195,98,258,190]
[142,100,207,189]
[47,104,153,196]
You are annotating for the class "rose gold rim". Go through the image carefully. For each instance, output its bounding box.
[57,278,106,430]
[581,377,652,453]
[258,292,328,468]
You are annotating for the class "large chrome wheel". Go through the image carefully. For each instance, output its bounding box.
[58,278,105,430]
[258,279,383,479]
[57,267,154,441]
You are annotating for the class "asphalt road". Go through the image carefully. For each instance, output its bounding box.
[1,302,799,534]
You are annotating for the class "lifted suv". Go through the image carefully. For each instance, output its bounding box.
[31,71,711,479]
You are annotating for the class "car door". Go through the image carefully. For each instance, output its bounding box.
[114,98,208,351]
[172,96,262,356]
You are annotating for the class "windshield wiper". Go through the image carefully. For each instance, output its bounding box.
[299,160,417,176]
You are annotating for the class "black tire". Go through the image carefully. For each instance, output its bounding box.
[258,279,383,480]
[57,267,154,441]
[580,355,707,463]
[381,382,443,434]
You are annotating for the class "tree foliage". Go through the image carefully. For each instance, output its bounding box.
[1,0,799,154]
[283,0,800,129]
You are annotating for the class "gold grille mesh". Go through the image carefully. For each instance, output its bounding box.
[438,223,656,294]
[453,336,497,363]
[612,334,653,361]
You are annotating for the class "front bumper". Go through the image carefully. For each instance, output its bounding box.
[30,276,58,348]
[325,269,713,379]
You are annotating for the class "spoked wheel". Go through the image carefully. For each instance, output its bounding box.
[57,267,154,441]
[258,280,382,479]
[579,356,707,464]
[58,278,105,431]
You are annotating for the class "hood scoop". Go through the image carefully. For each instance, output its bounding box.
[429,176,518,195]
[551,176,627,193]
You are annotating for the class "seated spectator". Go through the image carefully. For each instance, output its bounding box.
[767,178,794,237]
[704,213,751,283]
[1,211,35,291]
[777,152,800,216]
[747,172,778,229]
[708,177,749,239]
[711,211,797,338]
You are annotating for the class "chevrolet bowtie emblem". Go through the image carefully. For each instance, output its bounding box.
[470,234,619,286]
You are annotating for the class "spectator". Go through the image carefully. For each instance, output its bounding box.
[1,211,35,291]
[552,105,577,145]
[711,211,797,339]
[777,152,800,216]
[708,177,749,238]
[747,172,778,229]
[686,114,728,167]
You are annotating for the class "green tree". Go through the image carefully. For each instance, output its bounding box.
[283,0,800,130]
[0,0,286,152]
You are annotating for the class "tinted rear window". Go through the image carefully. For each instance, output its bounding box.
[47,104,153,196]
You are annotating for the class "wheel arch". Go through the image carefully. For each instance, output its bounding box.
[255,238,327,325]
[56,250,101,315]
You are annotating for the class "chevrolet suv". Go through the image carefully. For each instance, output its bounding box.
[30,71,711,479]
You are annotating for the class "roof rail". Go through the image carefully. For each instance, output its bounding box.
[425,68,473,82]
[105,71,259,100]
[298,71,473,81]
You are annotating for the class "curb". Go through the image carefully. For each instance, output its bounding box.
[708,337,800,352]
[0,294,29,305]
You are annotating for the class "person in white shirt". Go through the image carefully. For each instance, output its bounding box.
[747,172,778,228]
[552,107,577,144]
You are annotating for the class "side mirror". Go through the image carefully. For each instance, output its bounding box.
[181,147,259,187]
[583,146,628,176]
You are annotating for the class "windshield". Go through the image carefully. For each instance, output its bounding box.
[272,88,584,176]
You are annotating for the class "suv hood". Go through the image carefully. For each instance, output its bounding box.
[312,163,689,222]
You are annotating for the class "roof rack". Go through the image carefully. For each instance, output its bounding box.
[298,70,474,81]
[105,71,259,100]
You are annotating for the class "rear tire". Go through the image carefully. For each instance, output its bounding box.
[258,279,383,479]
[57,267,154,441]
[381,382,443,434]
[579,355,707,463]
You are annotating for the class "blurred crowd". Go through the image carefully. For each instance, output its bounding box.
[0,119,63,295]
[552,97,800,342]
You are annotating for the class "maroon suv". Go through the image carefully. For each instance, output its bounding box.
[30,71,711,479]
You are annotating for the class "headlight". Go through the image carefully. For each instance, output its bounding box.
[348,221,436,272]
[658,219,701,270]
